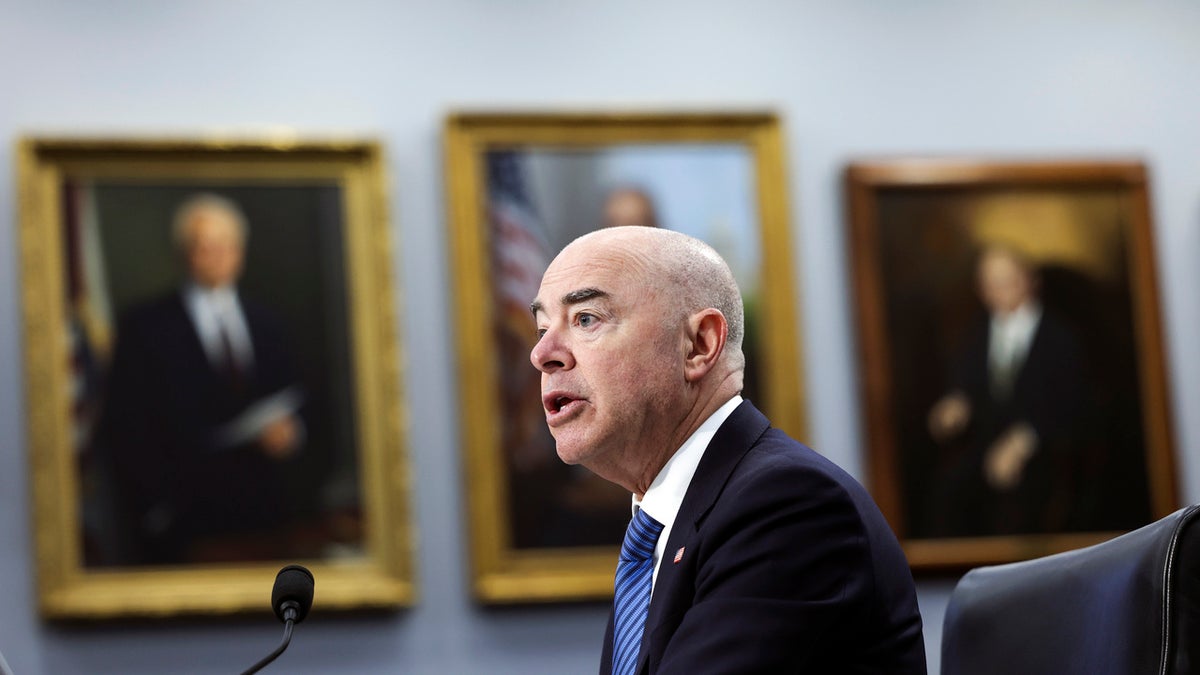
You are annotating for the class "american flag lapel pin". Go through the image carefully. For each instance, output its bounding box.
[673,547,685,564]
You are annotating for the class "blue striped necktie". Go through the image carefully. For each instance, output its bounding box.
[612,508,664,675]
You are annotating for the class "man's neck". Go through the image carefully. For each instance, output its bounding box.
[628,387,742,497]
[994,299,1041,323]
[188,281,236,295]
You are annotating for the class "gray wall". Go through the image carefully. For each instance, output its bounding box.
[1,1,1198,673]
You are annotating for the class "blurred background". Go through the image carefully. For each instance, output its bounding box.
[1,1,1198,672]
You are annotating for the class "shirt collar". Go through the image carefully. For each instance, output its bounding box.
[634,395,743,525]
[185,282,237,307]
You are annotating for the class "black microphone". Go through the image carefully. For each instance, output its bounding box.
[240,564,315,675]
[272,564,315,624]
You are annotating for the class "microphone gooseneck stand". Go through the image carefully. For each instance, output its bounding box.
[239,565,314,675]
[239,608,296,675]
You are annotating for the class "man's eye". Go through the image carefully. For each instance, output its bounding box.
[535,328,547,340]
[577,313,596,328]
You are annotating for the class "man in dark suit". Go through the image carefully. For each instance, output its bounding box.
[529,226,926,673]
[96,193,304,565]
[927,245,1088,536]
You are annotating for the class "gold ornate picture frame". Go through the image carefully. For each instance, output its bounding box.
[444,112,805,603]
[18,137,414,618]
[845,159,1178,571]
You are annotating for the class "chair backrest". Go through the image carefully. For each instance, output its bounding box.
[941,504,1200,675]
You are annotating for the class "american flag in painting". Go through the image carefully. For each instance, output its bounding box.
[61,180,111,453]
[62,180,119,565]
[486,151,557,474]
[487,150,550,316]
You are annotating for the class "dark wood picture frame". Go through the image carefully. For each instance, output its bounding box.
[846,159,1178,571]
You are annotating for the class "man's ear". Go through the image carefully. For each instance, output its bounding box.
[683,309,727,383]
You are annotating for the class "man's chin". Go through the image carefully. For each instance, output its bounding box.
[554,446,585,466]
[552,436,596,467]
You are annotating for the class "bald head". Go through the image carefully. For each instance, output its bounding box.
[561,226,745,370]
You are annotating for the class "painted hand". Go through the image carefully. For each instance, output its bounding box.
[259,414,300,459]
[984,423,1038,491]
[928,391,971,441]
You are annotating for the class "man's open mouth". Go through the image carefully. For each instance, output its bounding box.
[543,391,582,415]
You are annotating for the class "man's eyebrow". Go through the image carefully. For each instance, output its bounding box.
[563,287,608,305]
[529,287,609,317]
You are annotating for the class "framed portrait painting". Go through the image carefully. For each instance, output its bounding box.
[444,112,805,602]
[18,137,414,617]
[845,159,1178,571]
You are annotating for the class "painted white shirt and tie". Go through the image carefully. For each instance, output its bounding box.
[987,301,1042,400]
[181,284,303,450]
[183,284,255,375]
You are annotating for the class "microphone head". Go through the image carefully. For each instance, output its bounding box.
[271,564,315,624]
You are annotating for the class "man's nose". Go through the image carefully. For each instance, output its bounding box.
[530,327,572,373]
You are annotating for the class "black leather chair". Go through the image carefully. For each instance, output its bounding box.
[941,504,1200,675]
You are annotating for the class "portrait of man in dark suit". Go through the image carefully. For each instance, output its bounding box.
[926,245,1090,536]
[858,183,1164,550]
[95,193,306,565]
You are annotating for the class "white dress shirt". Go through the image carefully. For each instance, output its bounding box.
[633,394,743,595]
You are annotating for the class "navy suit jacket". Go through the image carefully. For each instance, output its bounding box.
[601,401,926,674]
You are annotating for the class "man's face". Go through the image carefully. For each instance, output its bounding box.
[978,250,1034,316]
[184,208,245,288]
[529,236,685,473]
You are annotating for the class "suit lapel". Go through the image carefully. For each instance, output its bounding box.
[636,400,771,673]
[672,401,771,530]
[1009,311,1049,396]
